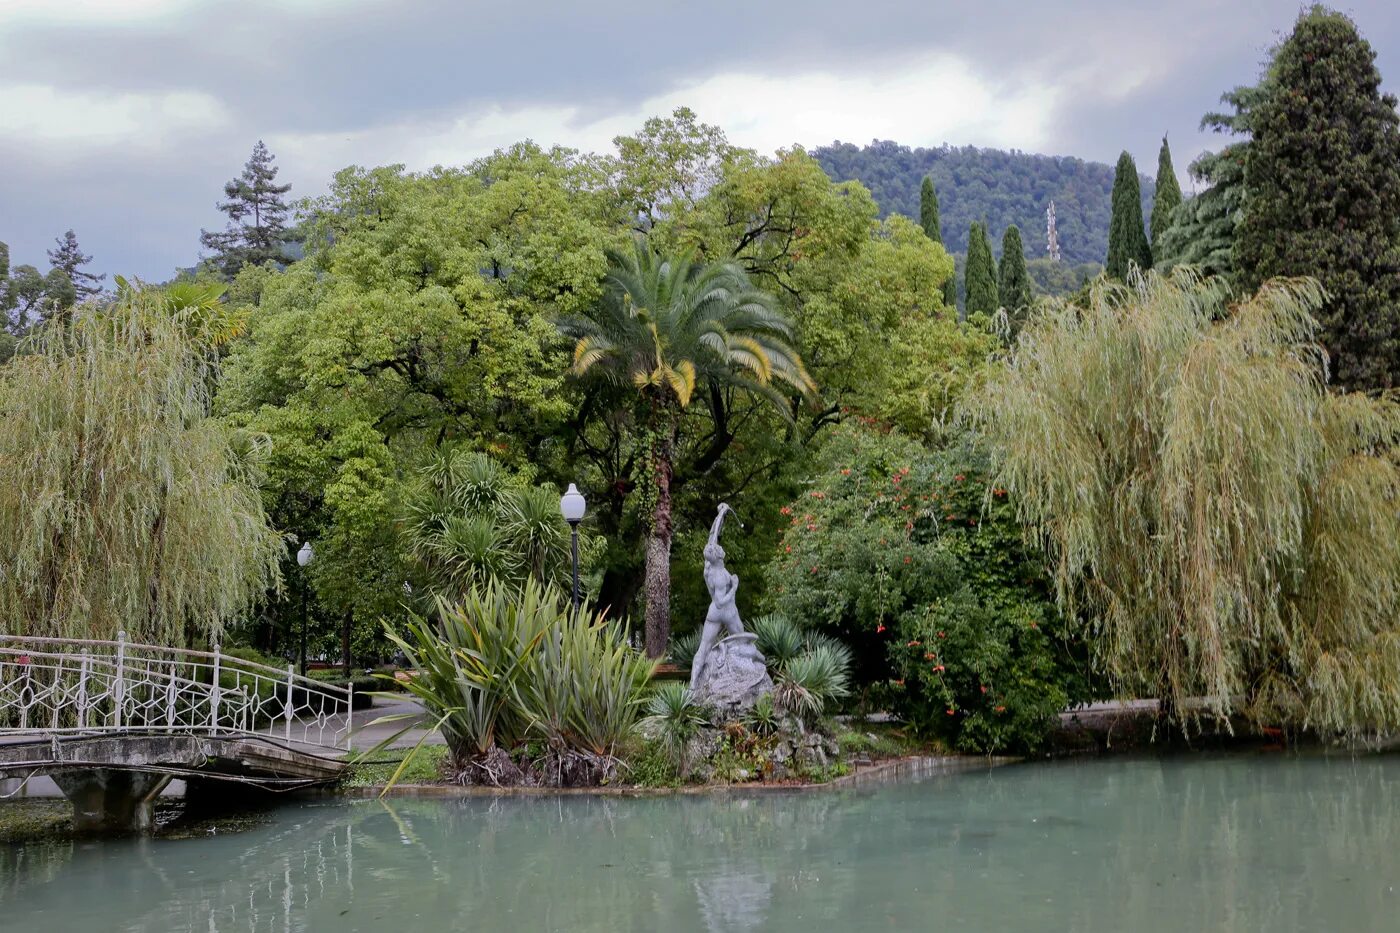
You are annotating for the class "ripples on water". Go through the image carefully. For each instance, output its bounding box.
[3,754,1399,932]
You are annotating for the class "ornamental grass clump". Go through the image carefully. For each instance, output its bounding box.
[973,269,1400,738]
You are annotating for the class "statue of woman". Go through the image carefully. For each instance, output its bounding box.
[689,504,746,690]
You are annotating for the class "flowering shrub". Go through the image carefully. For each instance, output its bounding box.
[765,424,1095,752]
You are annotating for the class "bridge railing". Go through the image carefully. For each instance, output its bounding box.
[0,633,352,752]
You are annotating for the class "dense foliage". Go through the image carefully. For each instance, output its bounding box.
[919,176,958,307]
[1106,151,1152,279]
[1151,86,1258,279]
[815,140,1154,266]
[1,241,76,345]
[1149,138,1183,255]
[997,225,1033,320]
[0,286,283,644]
[975,271,1400,736]
[404,449,587,596]
[764,425,1093,751]
[1233,6,1400,391]
[964,222,998,317]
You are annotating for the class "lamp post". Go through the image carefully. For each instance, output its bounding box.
[559,484,586,617]
[296,541,314,675]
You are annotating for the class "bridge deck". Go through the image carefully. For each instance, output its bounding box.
[0,731,348,787]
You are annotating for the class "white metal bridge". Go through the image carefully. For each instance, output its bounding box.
[0,633,354,827]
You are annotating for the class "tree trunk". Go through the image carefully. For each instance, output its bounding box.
[643,430,675,659]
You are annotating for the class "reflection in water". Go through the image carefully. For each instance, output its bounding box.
[4,756,1400,932]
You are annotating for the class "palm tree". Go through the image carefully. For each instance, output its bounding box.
[560,236,815,657]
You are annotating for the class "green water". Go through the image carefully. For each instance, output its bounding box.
[4,755,1399,931]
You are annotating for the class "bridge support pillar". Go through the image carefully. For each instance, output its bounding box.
[53,769,173,833]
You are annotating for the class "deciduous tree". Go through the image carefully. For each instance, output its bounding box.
[975,271,1400,735]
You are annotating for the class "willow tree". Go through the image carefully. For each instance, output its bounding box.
[974,270,1400,736]
[560,237,815,657]
[0,287,283,645]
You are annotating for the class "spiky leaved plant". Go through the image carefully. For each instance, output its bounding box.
[640,681,712,776]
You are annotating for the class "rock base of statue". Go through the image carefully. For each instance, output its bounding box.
[692,633,774,720]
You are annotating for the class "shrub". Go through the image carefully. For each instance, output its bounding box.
[522,618,656,784]
[765,423,1095,751]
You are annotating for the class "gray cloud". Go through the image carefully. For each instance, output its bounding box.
[1,0,1396,280]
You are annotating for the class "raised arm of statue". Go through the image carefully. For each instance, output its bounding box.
[708,503,733,547]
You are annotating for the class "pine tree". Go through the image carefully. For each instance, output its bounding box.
[965,222,999,317]
[1154,84,1263,279]
[2,242,75,335]
[47,230,104,300]
[200,141,295,279]
[920,176,959,309]
[1234,6,1400,391]
[1150,136,1183,254]
[1105,151,1152,279]
[998,225,1033,323]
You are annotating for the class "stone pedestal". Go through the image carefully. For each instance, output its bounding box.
[53,769,172,833]
[692,633,774,721]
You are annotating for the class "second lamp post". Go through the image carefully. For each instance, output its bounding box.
[559,484,586,616]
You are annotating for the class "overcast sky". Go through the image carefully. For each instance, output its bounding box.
[2,0,1397,281]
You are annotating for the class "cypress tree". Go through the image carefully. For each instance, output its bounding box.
[200,140,295,280]
[1234,6,1400,391]
[920,176,959,310]
[1106,151,1152,279]
[965,222,999,317]
[1150,136,1183,254]
[1154,84,1263,278]
[919,176,941,244]
[998,225,1033,321]
[47,230,104,300]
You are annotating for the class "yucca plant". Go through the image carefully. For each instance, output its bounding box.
[775,643,853,723]
[377,579,554,771]
[502,486,572,587]
[742,692,780,737]
[560,621,657,769]
[640,682,712,776]
[668,631,702,669]
[751,614,806,668]
[405,449,578,596]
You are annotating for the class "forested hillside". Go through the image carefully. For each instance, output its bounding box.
[814,140,1154,266]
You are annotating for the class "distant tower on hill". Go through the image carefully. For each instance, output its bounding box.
[1046,201,1061,262]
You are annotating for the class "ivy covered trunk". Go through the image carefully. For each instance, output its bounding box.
[642,425,675,659]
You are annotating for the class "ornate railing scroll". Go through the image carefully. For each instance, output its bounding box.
[0,633,352,752]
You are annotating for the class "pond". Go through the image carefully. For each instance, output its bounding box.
[3,754,1398,931]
